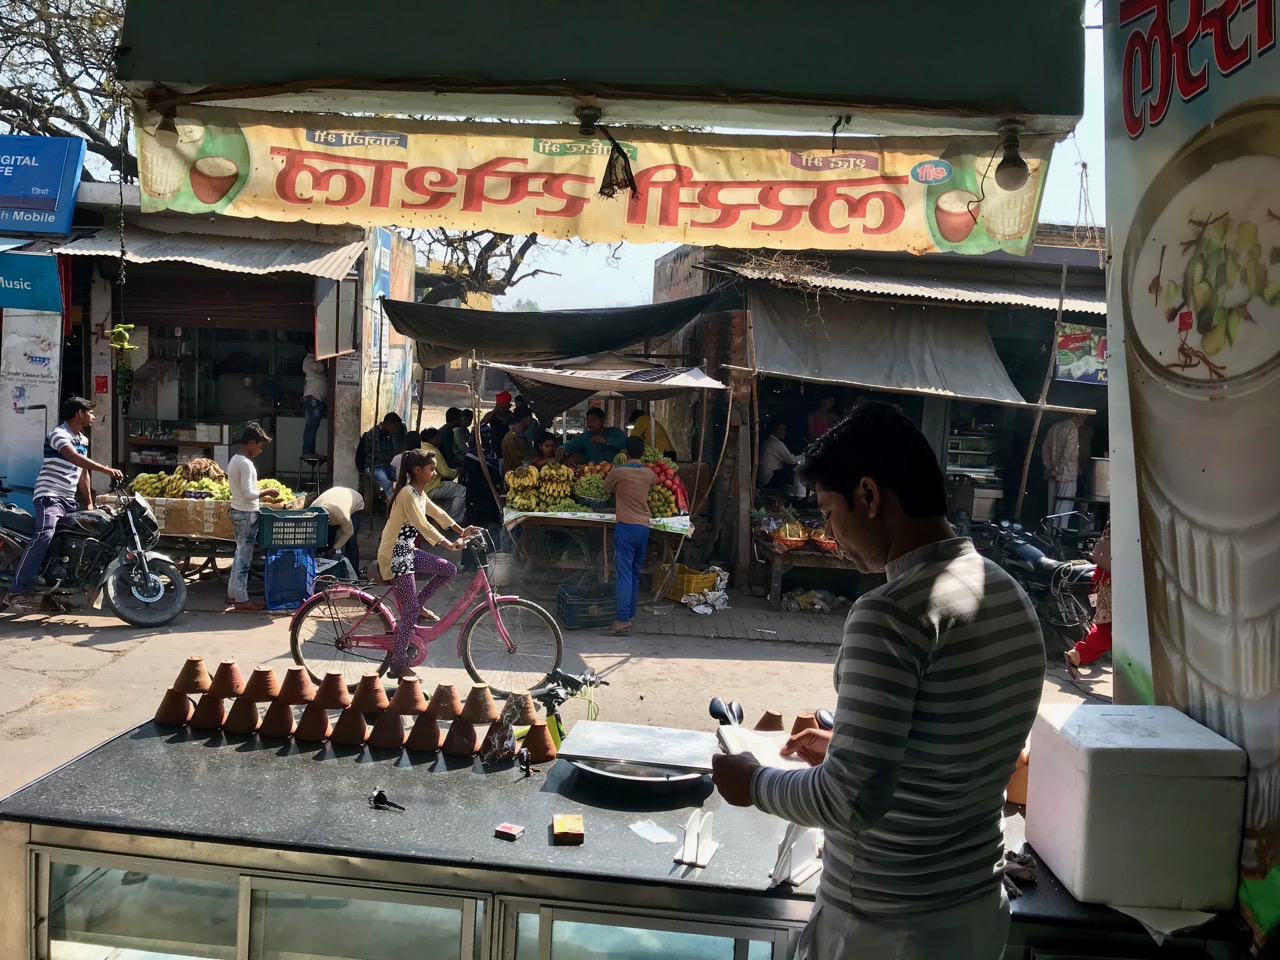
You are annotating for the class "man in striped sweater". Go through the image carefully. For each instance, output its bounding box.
[712,402,1044,960]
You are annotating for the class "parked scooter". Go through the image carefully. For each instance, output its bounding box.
[976,519,1095,652]
[0,477,187,626]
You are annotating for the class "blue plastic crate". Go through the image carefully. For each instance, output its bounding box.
[556,582,615,630]
[264,547,316,611]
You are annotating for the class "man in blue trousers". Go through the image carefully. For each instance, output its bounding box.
[603,437,655,637]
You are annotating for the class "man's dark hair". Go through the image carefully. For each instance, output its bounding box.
[798,401,946,519]
[628,409,643,424]
[511,405,532,426]
[382,412,403,426]
[445,406,462,423]
[240,421,271,445]
[403,431,421,450]
[625,437,645,459]
[422,427,439,444]
[60,396,95,422]
[585,406,606,421]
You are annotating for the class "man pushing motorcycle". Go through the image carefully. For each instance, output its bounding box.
[5,397,122,614]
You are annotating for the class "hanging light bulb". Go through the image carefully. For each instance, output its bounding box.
[154,111,179,148]
[994,122,1029,192]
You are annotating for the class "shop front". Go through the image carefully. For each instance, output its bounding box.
[56,219,370,492]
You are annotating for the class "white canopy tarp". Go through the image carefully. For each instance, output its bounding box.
[483,362,726,416]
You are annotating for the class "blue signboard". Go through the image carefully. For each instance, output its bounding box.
[0,135,86,236]
[0,252,62,312]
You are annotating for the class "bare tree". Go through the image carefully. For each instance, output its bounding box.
[409,228,558,305]
[0,0,132,180]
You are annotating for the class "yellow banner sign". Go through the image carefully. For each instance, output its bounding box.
[136,106,1051,254]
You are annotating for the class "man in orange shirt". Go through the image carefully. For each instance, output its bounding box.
[603,437,655,636]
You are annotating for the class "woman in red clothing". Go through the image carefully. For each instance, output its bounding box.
[806,395,837,441]
[1066,521,1111,678]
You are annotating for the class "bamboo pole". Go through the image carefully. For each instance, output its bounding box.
[1014,262,1068,519]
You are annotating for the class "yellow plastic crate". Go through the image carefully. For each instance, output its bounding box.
[652,563,718,602]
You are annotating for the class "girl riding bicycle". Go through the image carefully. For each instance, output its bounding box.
[377,449,481,678]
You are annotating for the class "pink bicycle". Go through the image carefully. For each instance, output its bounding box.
[288,532,563,697]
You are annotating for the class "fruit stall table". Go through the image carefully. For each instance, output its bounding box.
[753,535,860,611]
[503,509,693,601]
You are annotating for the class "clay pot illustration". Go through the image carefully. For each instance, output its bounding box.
[406,714,444,752]
[190,693,227,730]
[461,684,500,724]
[504,691,539,725]
[242,666,281,702]
[521,719,557,763]
[155,688,194,726]
[261,700,297,738]
[207,660,246,699]
[295,702,333,742]
[351,673,390,714]
[482,718,518,762]
[223,697,262,735]
[314,672,352,710]
[277,666,317,705]
[791,711,819,736]
[754,709,784,732]
[172,655,212,694]
[369,712,407,750]
[934,189,980,244]
[388,676,428,715]
[188,156,240,205]
[331,706,369,745]
[442,718,482,757]
[425,683,462,721]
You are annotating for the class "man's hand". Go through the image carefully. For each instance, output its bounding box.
[101,466,124,480]
[462,525,484,538]
[260,489,282,502]
[441,539,465,552]
[711,752,760,807]
[781,728,832,766]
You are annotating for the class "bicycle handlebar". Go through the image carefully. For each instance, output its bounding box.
[527,667,609,704]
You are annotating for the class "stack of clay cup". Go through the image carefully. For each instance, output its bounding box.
[330,672,389,746]
[155,659,566,765]
[438,683,501,757]
[154,657,319,738]
[406,682,461,752]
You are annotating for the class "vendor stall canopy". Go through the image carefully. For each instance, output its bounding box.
[382,294,715,371]
[484,361,726,417]
[116,0,1085,139]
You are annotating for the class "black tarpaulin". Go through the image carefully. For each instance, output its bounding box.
[382,294,715,370]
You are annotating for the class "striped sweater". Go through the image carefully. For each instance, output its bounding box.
[752,538,1044,919]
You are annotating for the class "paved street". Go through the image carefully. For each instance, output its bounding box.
[0,573,1112,798]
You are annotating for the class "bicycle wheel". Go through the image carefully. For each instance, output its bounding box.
[290,589,394,687]
[461,597,563,698]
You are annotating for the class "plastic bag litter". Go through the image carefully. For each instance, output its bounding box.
[683,588,730,615]
[780,588,848,614]
[708,565,730,591]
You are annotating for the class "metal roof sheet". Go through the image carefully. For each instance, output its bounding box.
[57,226,364,280]
[720,263,1107,316]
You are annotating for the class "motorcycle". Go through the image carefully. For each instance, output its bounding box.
[977,519,1095,652]
[0,477,187,627]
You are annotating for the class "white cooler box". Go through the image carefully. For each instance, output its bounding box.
[1025,704,1245,910]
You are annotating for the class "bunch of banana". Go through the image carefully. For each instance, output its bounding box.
[505,465,540,491]
[537,462,574,500]
[129,470,188,499]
